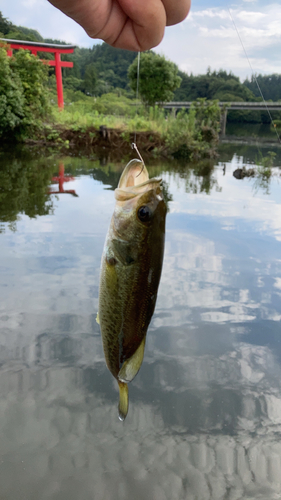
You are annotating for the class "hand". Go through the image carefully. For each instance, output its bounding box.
[48,0,191,51]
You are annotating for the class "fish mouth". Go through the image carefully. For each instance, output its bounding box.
[115,159,161,202]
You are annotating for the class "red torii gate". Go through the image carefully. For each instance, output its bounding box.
[1,38,76,109]
[49,163,78,197]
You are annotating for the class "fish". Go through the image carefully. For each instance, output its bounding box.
[98,159,167,421]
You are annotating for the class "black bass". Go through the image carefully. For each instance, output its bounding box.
[98,159,167,420]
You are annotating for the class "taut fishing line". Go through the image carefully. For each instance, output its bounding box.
[228,8,281,144]
[131,51,146,176]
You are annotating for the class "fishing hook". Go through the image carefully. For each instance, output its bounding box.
[131,142,145,177]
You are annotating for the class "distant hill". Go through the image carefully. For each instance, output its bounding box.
[1,8,279,123]
[174,69,256,102]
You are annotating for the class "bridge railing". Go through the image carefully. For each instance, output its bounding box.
[160,102,281,111]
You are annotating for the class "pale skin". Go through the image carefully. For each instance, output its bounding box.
[48,0,191,51]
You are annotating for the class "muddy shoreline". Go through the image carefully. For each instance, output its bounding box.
[26,126,167,156]
[24,124,220,161]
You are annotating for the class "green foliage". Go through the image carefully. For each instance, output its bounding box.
[84,63,98,95]
[251,152,276,195]
[61,92,136,116]
[256,151,276,178]
[164,109,195,152]
[174,69,255,102]
[86,43,137,89]
[64,76,84,92]
[0,46,49,139]
[61,43,137,92]
[0,12,14,35]
[128,52,181,106]
[0,149,55,229]
[173,68,281,125]
[3,28,42,42]
[64,89,89,103]
[49,92,221,160]
[3,11,279,128]
[0,47,25,136]
[10,50,49,126]
[244,74,281,101]
[0,11,43,42]
[91,92,136,116]
[164,99,221,159]
[13,26,43,41]
[272,120,281,133]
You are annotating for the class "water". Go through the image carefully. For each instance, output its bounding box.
[226,122,277,139]
[0,144,281,499]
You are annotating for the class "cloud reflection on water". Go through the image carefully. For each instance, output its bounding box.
[0,150,281,498]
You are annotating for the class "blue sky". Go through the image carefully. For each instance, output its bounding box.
[1,0,280,81]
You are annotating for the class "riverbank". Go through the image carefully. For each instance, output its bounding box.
[24,96,221,160]
[27,125,166,155]
[26,122,220,160]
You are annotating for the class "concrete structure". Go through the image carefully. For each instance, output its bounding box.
[161,101,281,136]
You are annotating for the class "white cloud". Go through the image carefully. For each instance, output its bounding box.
[189,9,230,20]
[235,10,266,23]
[155,3,281,79]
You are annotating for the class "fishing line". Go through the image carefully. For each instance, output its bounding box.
[132,142,145,165]
[134,51,141,145]
[228,8,281,144]
[131,51,146,176]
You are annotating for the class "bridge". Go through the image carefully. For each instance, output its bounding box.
[162,101,281,136]
[162,102,281,111]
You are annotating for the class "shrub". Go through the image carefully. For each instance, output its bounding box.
[128,52,181,106]
[0,46,49,139]
[0,47,25,136]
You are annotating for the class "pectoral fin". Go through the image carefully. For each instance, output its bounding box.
[112,239,138,266]
[96,312,100,325]
[118,336,146,383]
[118,381,129,421]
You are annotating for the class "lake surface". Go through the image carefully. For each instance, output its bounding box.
[0,142,281,499]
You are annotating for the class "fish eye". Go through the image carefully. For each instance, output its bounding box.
[137,205,151,223]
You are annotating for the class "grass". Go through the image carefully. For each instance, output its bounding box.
[256,151,276,178]
[50,94,167,134]
[47,92,221,160]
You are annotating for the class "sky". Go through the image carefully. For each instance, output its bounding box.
[1,0,280,81]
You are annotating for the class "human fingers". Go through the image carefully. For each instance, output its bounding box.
[100,0,191,49]
[48,0,190,51]
[162,0,191,26]
[100,0,167,51]
[48,0,166,51]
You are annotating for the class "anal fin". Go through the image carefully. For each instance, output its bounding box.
[118,336,146,383]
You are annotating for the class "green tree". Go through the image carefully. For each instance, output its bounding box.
[84,63,98,95]
[0,47,49,138]
[244,74,281,101]
[174,69,255,102]
[86,43,137,90]
[0,11,14,35]
[10,50,49,125]
[0,47,25,136]
[128,52,181,106]
[64,76,84,92]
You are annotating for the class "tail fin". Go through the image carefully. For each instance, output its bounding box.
[118,381,129,421]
